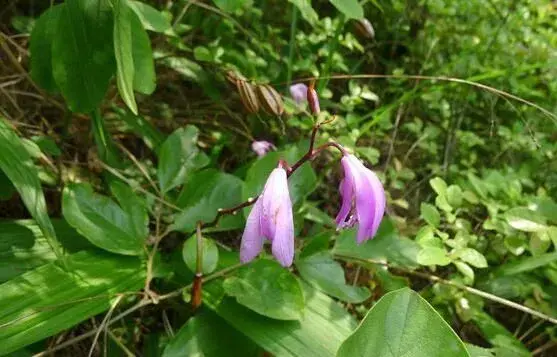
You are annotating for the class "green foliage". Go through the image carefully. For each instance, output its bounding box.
[337,288,469,357]
[223,259,305,320]
[182,236,219,274]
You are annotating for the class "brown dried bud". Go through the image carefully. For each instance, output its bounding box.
[354,18,375,39]
[307,81,320,115]
[256,84,284,116]
[237,80,260,114]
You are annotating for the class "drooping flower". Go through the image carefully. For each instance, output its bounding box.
[240,163,295,266]
[306,84,320,115]
[336,154,386,243]
[251,140,276,157]
[289,83,308,105]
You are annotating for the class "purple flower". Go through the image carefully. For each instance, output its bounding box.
[240,164,295,266]
[307,85,320,114]
[289,83,308,105]
[336,154,386,243]
[251,140,276,157]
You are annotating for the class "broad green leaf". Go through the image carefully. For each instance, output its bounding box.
[172,169,244,232]
[505,207,547,232]
[472,312,530,357]
[0,219,93,282]
[223,259,305,320]
[429,177,448,197]
[131,11,156,94]
[91,109,123,167]
[204,281,357,357]
[333,219,420,269]
[288,0,318,25]
[447,185,463,207]
[417,246,452,266]
[162,308,259,357]
[109,179,149,241]
[113,0,138,114]
[421,203,441,227]
[466,344,495,357]
[182,236,219,274]
[300,231,331,259]
[52,0,115,113]
[454,261,475,283]
[129,0,171,33]
[494,252,557,276]
[0,119,63,260]
[328,0,363,19]
[29,5,63,92]
[243,147,317,208]
[457,248,488,268]
[531,197,557,223]
[0,250,144,355]
[157,126,209,193]
[297,252,370,303]
[337,288,469,357]
[62,182,145,255]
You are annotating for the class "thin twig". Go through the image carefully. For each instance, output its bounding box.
[87,295,124,357]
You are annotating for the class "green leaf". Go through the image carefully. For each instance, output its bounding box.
[204,281,357,356]
[243,147,317,208]
[62,182,145,255]
[421,203,441,227]
[0,219,93,282]
[458,248,488,268]
[297,252,370,303]
[0,119,63,260]
[182,236,219,274]
[31,136,61,157]
[0,251,144,355]
[288,0,318,25]
[223,259,305,320]
[465,344,495,357]
[505,207,547,232]
[157,126,209,193]
[429,177,448,197]
[29,5,63,93]
[117,112,164,152]
[447,185,463,207]
[51,0,115,113]
[333,219,420,269]
[109,179,149,241]
[472,312,530,357]
[328,0,363,19]
[417,246,452,266]
[113,0,138,114]
[162,308,259,357]
[454,261,475,283]
[337,288,469,357]
[129,0,171,33]
[494,252,557,276]
[171,169,244,232]
[212,0,252,13]
[0,170,15,200]
[131,11,156,95]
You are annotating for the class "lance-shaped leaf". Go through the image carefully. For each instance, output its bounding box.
[0,119,63,261]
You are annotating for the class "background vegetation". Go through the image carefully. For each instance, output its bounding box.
[0,0,556,356]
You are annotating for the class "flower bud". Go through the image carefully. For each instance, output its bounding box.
[307,83,320,115]
[256,84,284,116]
[354,18,375,39]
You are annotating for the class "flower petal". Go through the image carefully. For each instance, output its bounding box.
[240,198,264,263]
[289,83,308,105]
[335,158,356,227]
[260,167,288,240]
[363,168,386,238]
[271,188,295,267]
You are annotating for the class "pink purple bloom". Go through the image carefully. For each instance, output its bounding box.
[251,140,276,157]
[289,83,308,105]
[240,163,295,266]
[336,154,386,243]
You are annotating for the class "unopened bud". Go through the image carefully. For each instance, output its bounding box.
[256,84,284,116]
[307,82,320,115]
